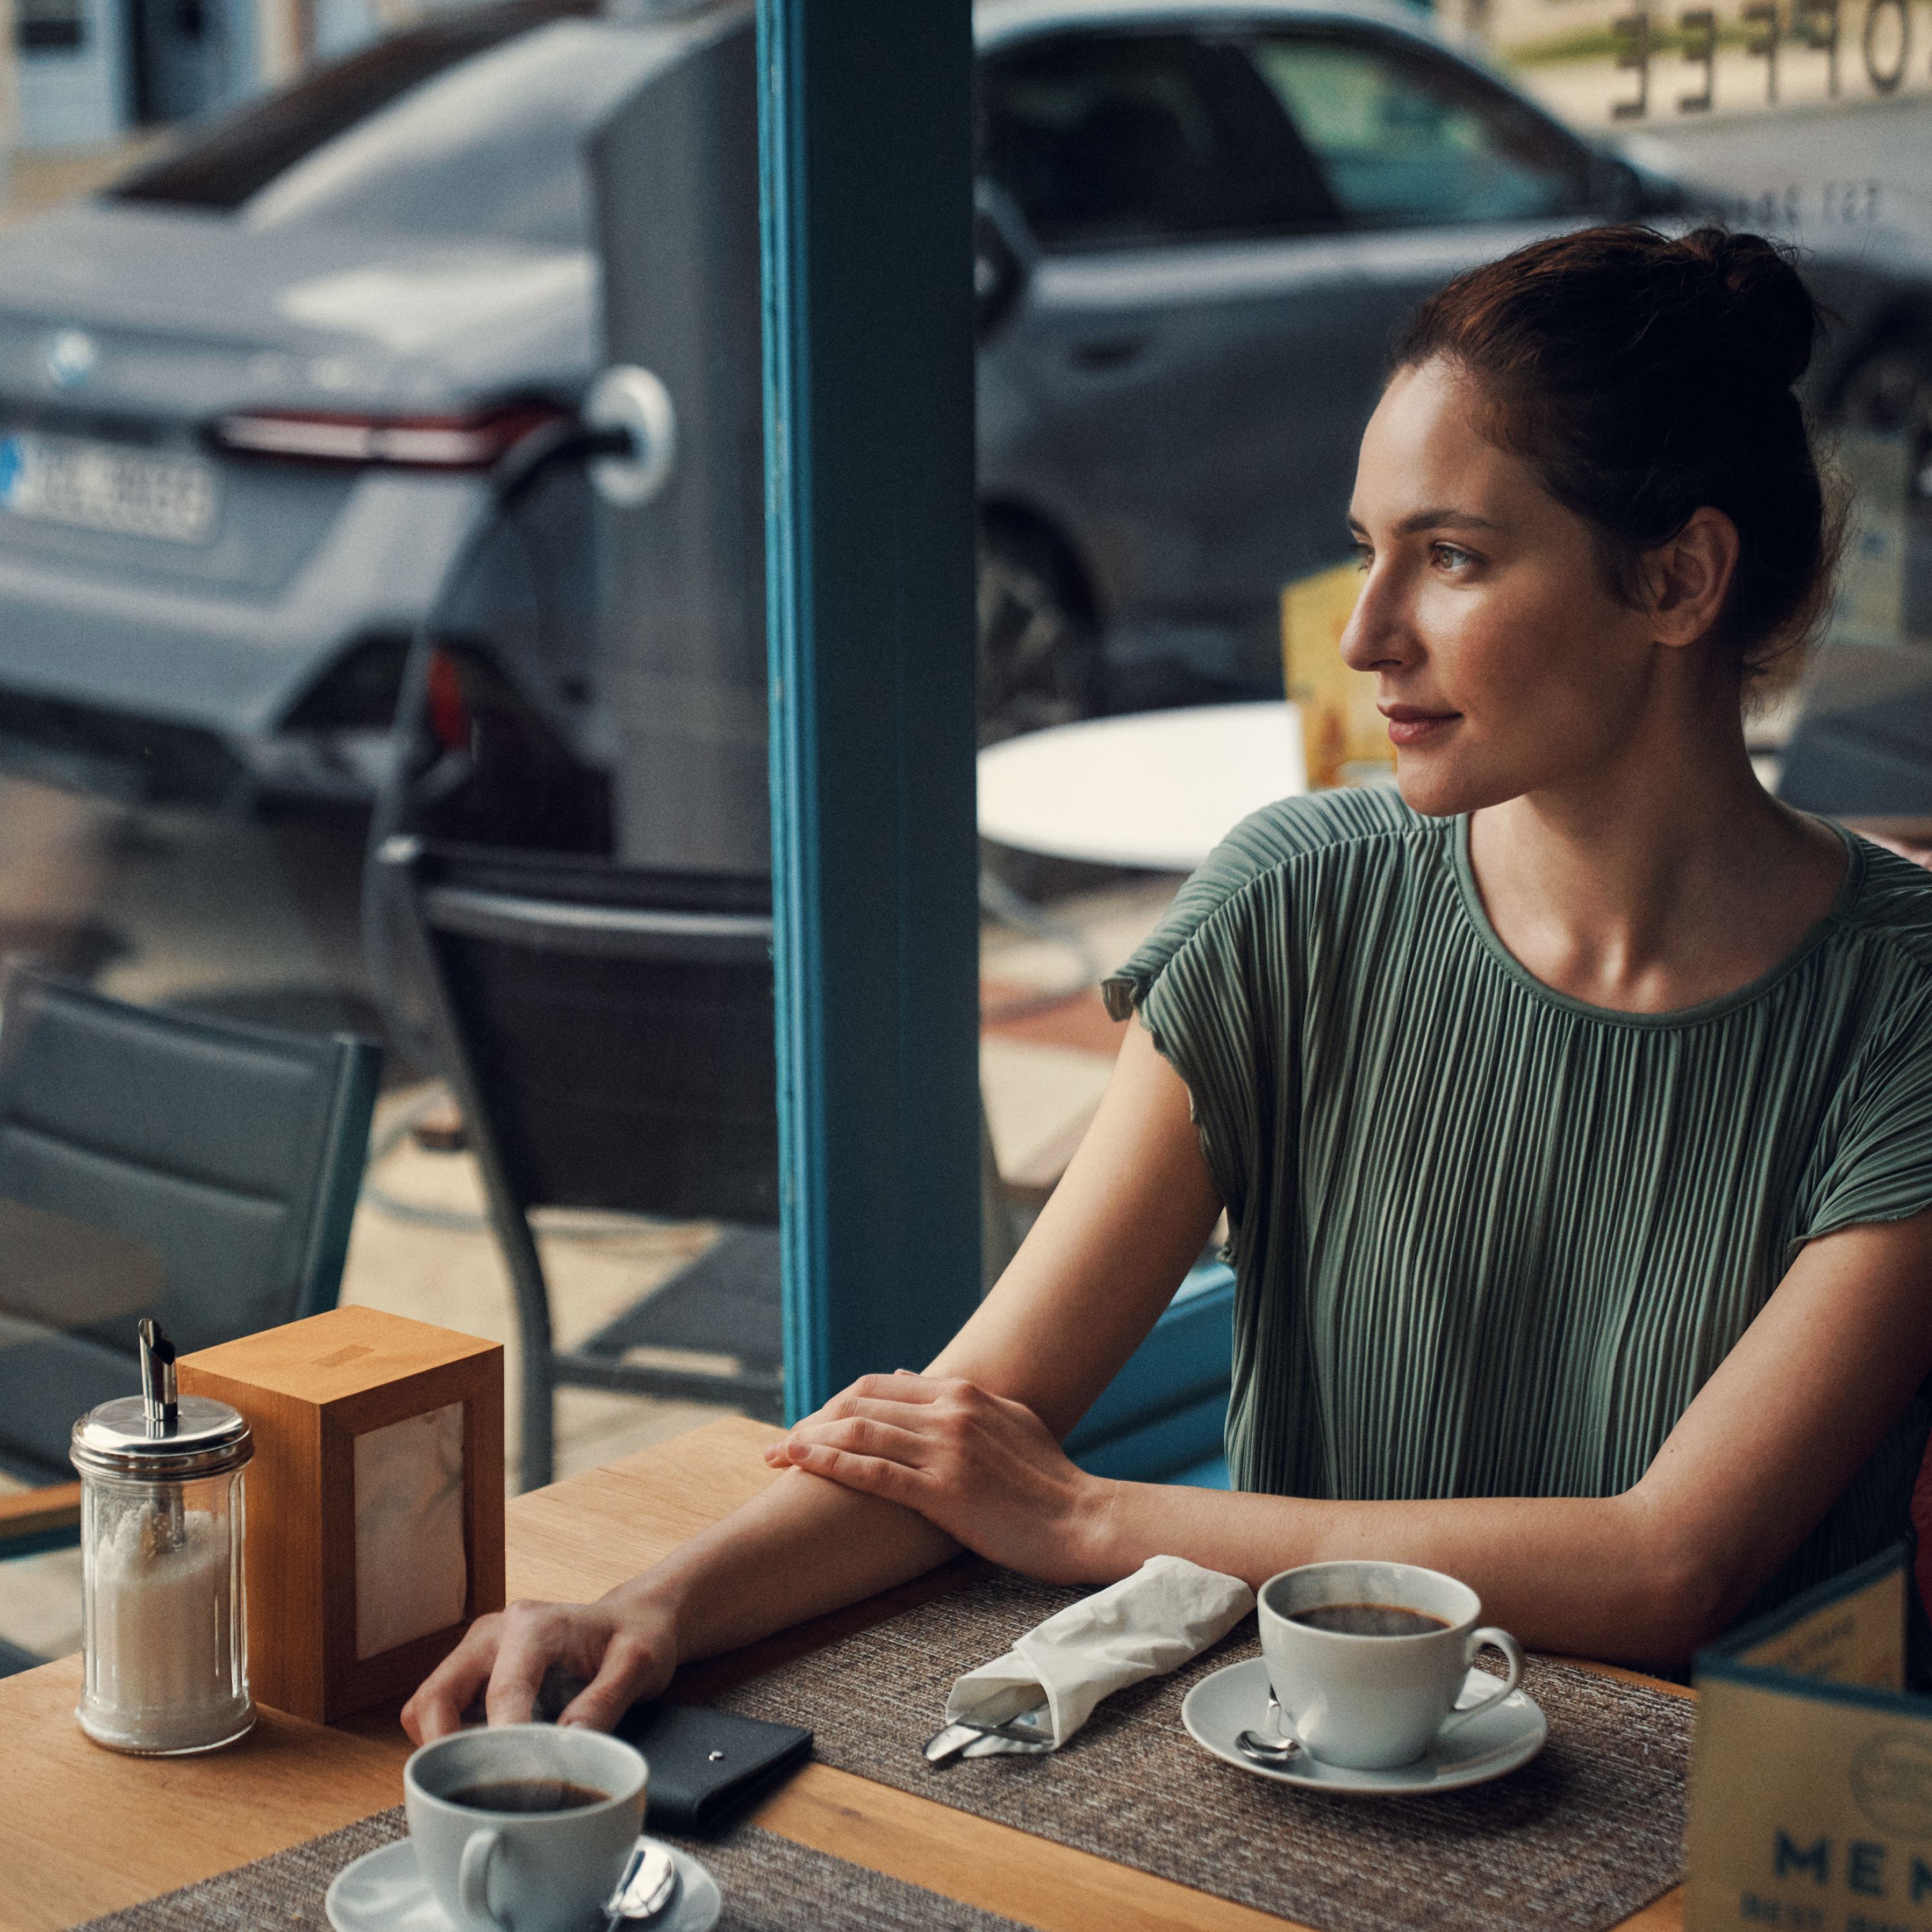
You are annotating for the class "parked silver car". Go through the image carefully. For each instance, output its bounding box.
[0,0,1925,815]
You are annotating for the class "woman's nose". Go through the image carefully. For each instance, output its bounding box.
[1338,564,1414,676]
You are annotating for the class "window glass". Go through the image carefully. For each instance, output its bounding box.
[980,30,1336,251]
[111,0,594,214]
[1249,34,1591,227]
[106,0,673,248]
[239,21,670,246]
[0,5,780,1605]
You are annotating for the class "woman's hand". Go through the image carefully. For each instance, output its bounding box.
[762,1371,1117,1585]
[401,1591,679,1743]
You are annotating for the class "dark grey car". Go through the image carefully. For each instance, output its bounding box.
[0,0,1926,811]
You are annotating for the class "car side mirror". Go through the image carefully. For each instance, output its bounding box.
[974,181,1034,341]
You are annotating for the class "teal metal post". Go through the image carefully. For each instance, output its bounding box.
[757,0,983,1417]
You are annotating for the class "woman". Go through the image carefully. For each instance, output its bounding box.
[406,225,1932,1741]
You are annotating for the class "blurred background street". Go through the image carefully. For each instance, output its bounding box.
[3,0,1932,1665]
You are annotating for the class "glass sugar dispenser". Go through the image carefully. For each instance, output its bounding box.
[69,1319,254,1754]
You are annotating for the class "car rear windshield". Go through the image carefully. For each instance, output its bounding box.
[111,0,599,214]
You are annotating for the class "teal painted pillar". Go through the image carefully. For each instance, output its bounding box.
[757,0,983,1417]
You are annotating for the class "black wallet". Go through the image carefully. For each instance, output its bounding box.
[614,1700,814,1835]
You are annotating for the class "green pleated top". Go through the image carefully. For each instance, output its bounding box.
[1103,788,1932,1618]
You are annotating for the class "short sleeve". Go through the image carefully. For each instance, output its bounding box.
[1797,981,1932,1245]
[1099,790,1416,1247]
[1102,815,1293,1238]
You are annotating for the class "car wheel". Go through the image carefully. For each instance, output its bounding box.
[1835,328,1932,498]
[976,519,1102,744]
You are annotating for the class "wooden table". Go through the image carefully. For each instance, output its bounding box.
[0,1416,1691,1932]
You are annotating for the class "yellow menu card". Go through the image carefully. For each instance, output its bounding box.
[1688,1543,1932,1929]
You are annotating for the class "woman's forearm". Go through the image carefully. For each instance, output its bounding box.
[611,1466,961,1665]
[649,1455,1714,1672]
[1077,1480,1714,1670]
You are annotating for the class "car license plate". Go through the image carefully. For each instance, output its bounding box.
[0,430,216,544]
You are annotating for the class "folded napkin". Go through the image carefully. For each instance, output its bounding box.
[944,1555,1254,1751]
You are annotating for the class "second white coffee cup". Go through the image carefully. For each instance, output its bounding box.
[1257,1560,1523,1772]
[404,1723,647,1932]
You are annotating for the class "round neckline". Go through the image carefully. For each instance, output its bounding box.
[1448,813,1864,1030]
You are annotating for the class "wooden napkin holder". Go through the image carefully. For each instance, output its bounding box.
[178,1305,505,1723]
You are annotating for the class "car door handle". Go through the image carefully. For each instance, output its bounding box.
[1069,335,1148,372]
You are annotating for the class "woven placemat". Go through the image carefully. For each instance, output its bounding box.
[70,1804,1027,1932]
[717,1571,1692,1932]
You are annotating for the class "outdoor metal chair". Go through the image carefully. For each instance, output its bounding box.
[373,835,785,1492]
[0,963,382,1567]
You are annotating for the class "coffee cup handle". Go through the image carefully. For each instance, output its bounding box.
[459,1827,507,1931]
[1438,1627,1524,1737]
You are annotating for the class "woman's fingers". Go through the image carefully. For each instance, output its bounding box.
[828,1372,951,1414]
[779,1413,929,1466]
[482,1602,577,1728]
[402,1614,502,1743]
[557,1629,667,1733]
[404,1599,681,1741]
[762,1375,992,1465]
[781,1438,925,1507]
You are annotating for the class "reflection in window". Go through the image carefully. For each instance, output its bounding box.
[1250,35,1589,227]
[241,21,667,247]
[105,0,668,247]
[980,30,1336,252]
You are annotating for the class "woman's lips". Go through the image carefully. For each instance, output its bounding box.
[1380,705,1461,749]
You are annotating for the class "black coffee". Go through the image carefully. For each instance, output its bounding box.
[1289,1602,1449,1637]
[447,1779,609,1814]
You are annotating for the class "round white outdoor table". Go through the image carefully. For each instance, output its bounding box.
[976,701,1307,873]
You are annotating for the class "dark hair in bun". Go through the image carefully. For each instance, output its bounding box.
[1394,224,1841,692]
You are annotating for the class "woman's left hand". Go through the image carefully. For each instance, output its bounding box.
[762,1372,1115,1585]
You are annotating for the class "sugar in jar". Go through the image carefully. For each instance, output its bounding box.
[69,1321,253,1755]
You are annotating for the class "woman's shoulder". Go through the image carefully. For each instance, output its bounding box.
[1838,834,1932,985]
[1824,835,1932,1020]
[1206,784,1429,875]
[1103,787,1435,1019]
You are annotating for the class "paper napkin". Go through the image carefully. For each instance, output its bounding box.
[944,1554,1254,1751]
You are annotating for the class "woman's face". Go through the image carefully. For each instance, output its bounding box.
[1341,356,1662,819]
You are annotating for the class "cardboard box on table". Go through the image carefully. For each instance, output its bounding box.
[1687,1542,1932,1929]
[178,1305,506,1723]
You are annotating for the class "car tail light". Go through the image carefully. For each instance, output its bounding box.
[425,648,471,752]
[207,401,569,471]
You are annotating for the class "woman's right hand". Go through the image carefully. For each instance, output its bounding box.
[401,1591,679,1742]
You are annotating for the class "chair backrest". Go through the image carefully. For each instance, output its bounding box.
[377,837,779,1226]
[0,965,381,1480]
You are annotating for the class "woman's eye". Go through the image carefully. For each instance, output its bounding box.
[1353,547,1373,574]
[1431,543,1474,572]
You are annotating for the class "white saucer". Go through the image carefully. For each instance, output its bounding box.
[325,1834,721,1932]
[1181,1656,1547,1795]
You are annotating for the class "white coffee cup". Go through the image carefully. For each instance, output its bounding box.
[404,1724,647,1932]
[1256,1560,1524,1772]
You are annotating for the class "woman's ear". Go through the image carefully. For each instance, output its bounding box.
[1644,507,1741,650]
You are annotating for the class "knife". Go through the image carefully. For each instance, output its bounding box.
[923,1700,1054,1766]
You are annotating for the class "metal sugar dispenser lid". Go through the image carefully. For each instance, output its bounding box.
[70,1321,253,1508]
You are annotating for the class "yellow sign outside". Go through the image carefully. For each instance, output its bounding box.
[1688,1546,1932,1931]
[1280,562,1391,792]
